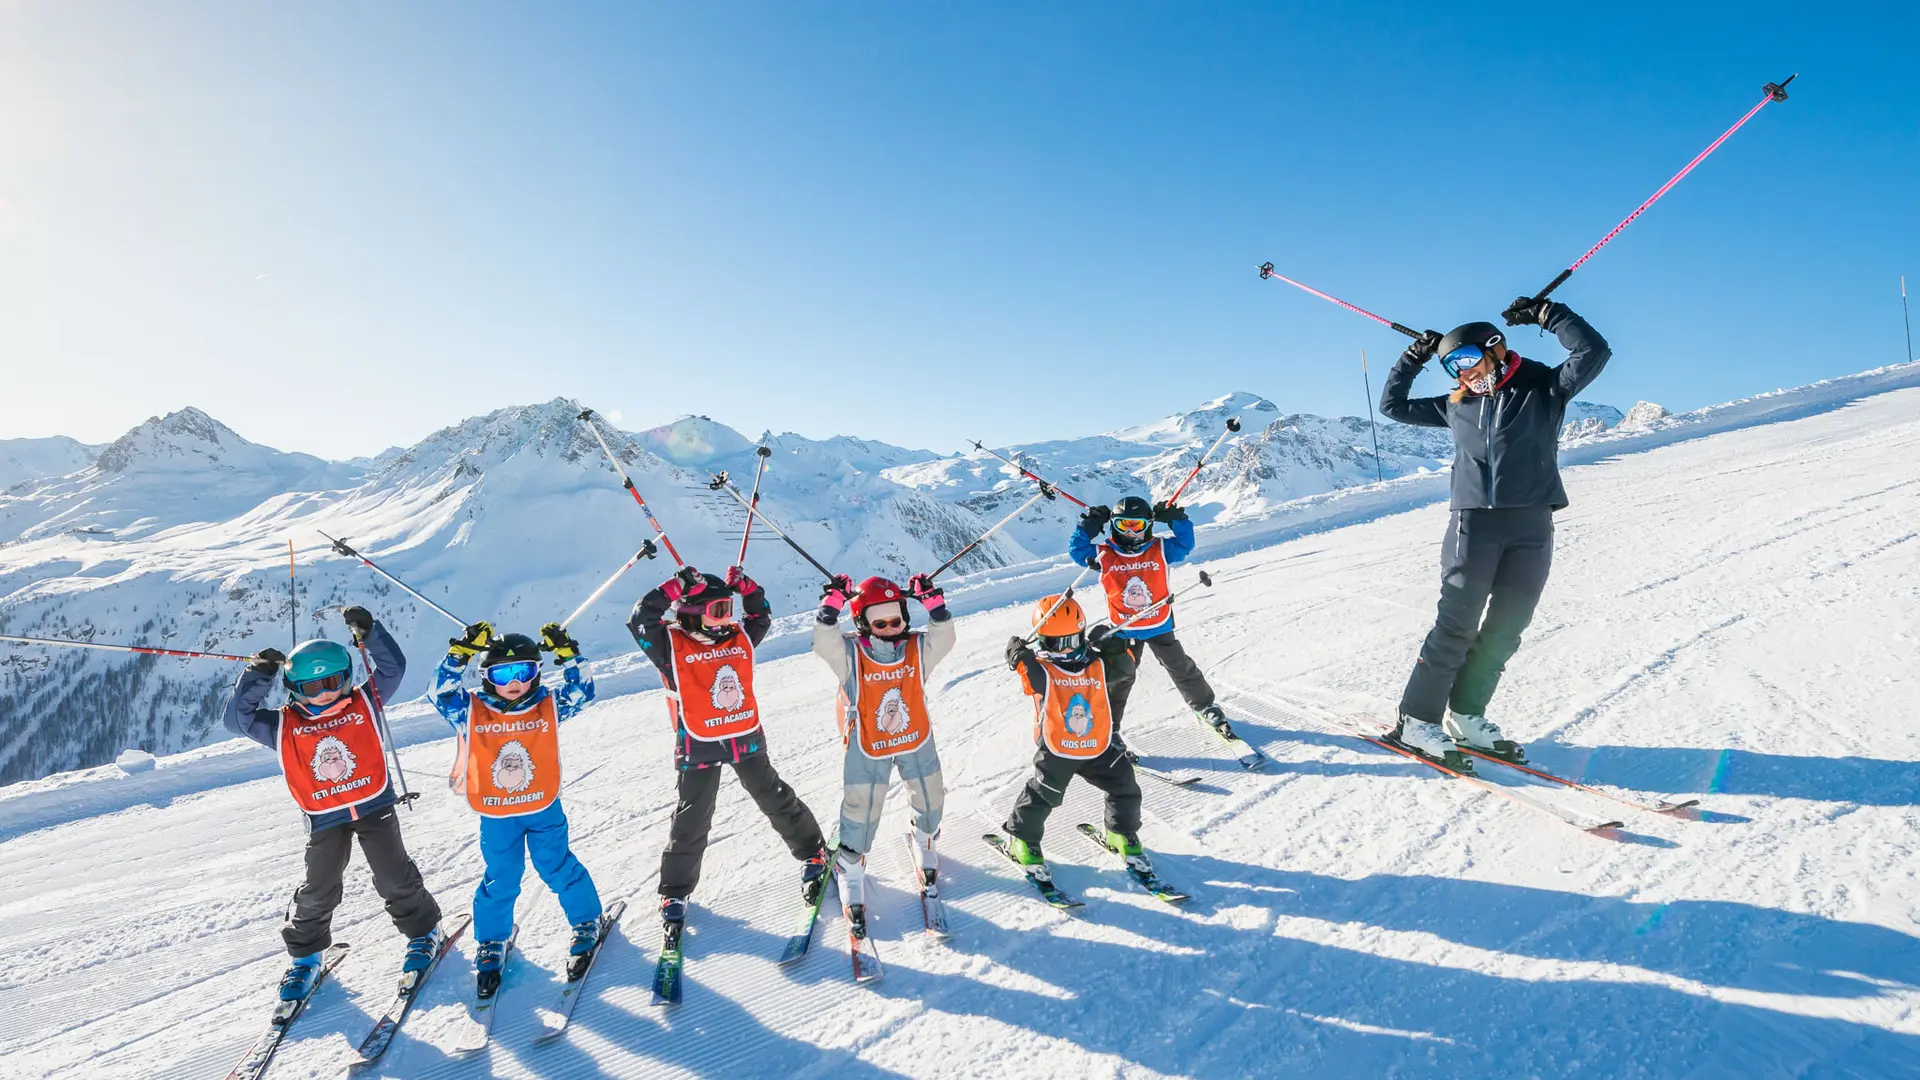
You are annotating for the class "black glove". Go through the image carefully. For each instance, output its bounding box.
[249,647,287,676]
[1006,635,1035,671]
[340,605,373,642]
[539,621,580,662]
[1502,295,1552,328]
[1151,500,1187,524]
[1079,505,1113,534]
[674,565,705,594]
[1404,329,1443,364]
[1087,624,1124,655]
[448,620,494,662]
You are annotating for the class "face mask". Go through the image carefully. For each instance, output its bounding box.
[1463,366,1498,396]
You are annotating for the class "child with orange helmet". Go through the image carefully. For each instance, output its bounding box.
[998,593,1154,882]
[813,572,953,936]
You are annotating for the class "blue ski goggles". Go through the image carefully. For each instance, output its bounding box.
[484,659,540,685]
[1440,344,1491,378]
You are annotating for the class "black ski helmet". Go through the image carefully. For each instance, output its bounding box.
[480,633,543,693]
[673,573,737,638]
[1109,494,1155,553]
[1435,321,1505,369]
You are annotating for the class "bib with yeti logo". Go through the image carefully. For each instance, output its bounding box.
[276,687,391,814]
[840,634,933,758]
[666,626,762,741]
[1098,538,1171,631]
[454,691,561,817]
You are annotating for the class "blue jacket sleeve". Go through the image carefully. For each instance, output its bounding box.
[1544,303,1611,399]
[1068,527,1101,570]
[431,654,472,731]
[1380,349,1450,428]
[360,620,407,703]
[221,668,279,749]
[554,657,596,722]
[1161,518,1195,564]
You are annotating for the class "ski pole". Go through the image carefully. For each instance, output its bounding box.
[288,539,298,648]
[0,633,253,663]
[1110,570,1214,633]
[1165,419,1243,507]
[1257,262,1423,340]
[348,631,418,807]
[966,440,1090,509]
[560,540,660,629]
[708,472,841,584]
[317,530,468,629]
[924,489,1048,583]
[1360,348,1383,484]
[576,408,686,566]
[1525,75,1796,306]
[1904,276,1913,363]
[735,445,773,566]
[1021,564,1095,645]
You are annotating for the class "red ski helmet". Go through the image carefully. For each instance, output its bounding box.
[848,576,909,639]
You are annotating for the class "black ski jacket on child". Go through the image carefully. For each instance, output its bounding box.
[628,580,775,768]
[1380,303,1610,511]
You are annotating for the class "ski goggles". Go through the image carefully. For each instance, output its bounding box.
[290,671,351,698]
[1439,344,1491,378]
[484,659,540,686]
[866,614,907,632]
[1113,517,1151,535]
[694,596,735,621]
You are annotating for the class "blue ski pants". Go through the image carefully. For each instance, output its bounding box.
[473,800,601,943]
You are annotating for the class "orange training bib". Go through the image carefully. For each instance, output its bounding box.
[667,626,762,742]
[454,691,561,817]
[1030,656,1115,759]
[277,687,391,814]
[1098,538,1171,631]
[843,635,933,758]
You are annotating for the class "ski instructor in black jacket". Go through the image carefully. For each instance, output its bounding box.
[1378,295,1610,767]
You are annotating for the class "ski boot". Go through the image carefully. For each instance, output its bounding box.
[474,939,508,998]
[1387,715,1472,771]
[401,926,443,985]
[1445,711,1525,762]
[834,845,867,909]
[1105,829,1155,877]
[568,917,601,958]
[1005,834,1055,884]
[1197,704,1236,739]
[909,826,939,891]
[279,952,323,1002]
[659,896,687,925]
[800,845,832,906]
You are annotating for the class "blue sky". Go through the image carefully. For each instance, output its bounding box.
[2,2,1913,458]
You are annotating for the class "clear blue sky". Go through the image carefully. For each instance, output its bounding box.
[2,2,1913,458]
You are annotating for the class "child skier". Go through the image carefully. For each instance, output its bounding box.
[1000,594,1152,879]
[223,606,444,1002]
[1069,494,1232,736]
[628,566,828,932]
[432,621,604,994]
[812,573,953,934]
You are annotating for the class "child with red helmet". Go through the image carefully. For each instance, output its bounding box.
[812,572,954,936]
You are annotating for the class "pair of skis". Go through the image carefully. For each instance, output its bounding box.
[1127,707,1272,787]
[454,899,628,1053]
[984,825,1190,910]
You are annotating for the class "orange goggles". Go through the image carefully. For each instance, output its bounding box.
[1113,517,1150,534]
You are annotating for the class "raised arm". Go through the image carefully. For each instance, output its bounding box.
[1379,332,1450,428]
[221,654,283,749]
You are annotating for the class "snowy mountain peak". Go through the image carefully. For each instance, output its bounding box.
[373,397,614,484]
[94,407,251,474]
[640,415,755,467]
[1108,390,1279,447]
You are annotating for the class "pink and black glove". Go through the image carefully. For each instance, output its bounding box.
[726,565,760,597]
[907,573,945,613]
[662,565,704,604]
[819,574,854,613]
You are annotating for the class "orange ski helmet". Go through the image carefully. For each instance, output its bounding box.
[1030,594,1088,655]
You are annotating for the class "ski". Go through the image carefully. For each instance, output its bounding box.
[1197,714,1268,771]
[534,899,628,1041]
[902,831,951,940]
[845,906,885,984]
[1364,731,1626,834]
[983,833,1084,910]
[224,944,351,1080]
[452,924,519,1056]
[1124,750,1201,787]
[350,912,472,1068]
[650,910,685,1007]
[778,855,836,965]
[1453,744,1701,816]
[1075,824,1190,903]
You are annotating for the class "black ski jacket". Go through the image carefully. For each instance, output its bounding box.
[1380,303,1610,511]
[628,579,775,768]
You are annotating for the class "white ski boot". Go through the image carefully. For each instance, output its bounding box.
[1389,715,1470,770]
[1445,711,1525,762]
[834,845,867,909]
[909,826,940,890]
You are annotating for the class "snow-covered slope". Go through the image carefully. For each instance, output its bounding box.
[0,437,101,491]
[1,363,1917,1078]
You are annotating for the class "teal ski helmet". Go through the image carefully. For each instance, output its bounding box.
[284,639,355,699]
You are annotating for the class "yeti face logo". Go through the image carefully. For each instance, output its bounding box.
[491,740,534,794]
[710,665,746,712]
[874,687,910,734]
[1064,694,1094,737]
[311,736,357,785]
[1122,575,1154,610]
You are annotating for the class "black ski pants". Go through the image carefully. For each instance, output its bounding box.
[1003,744,1142,851]
[285,805,441,958]
[659,753,824,899]
[1118,631,1216,713]
[1399,507,1554,723]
